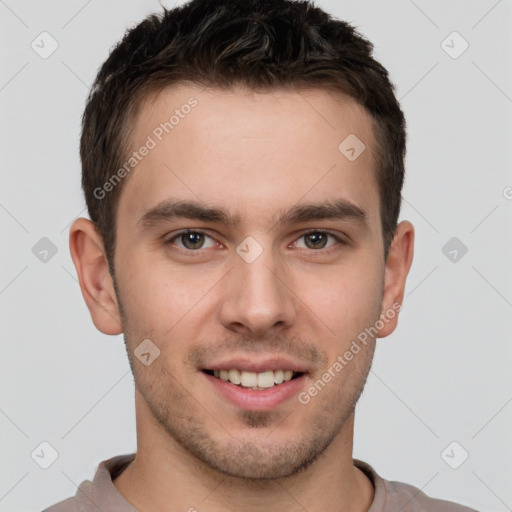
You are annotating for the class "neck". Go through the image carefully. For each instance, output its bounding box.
[113,394,374,512]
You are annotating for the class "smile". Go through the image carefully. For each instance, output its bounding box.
[203,369,303,390]
[201,368,308,411]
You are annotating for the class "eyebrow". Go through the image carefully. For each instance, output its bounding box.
[137,198,368,231]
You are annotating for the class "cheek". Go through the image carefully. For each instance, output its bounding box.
[118,258,223,353]
[119,253,198,315]
[295,260,382,322]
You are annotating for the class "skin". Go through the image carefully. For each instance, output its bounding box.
[69,84,414,512]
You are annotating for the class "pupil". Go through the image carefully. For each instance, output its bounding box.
[306,233,326,249]
[183,232,204,249]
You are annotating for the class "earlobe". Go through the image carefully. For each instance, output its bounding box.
[69,218,123,335]
[377,220,414,338]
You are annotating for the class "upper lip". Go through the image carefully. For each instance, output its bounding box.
[203,357,310,374]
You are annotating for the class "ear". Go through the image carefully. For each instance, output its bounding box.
[69,218,123,335]
[377,220,414,338]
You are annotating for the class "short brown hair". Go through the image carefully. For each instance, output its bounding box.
[80,0,406,276]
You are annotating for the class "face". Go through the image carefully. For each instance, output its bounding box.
[110,85,389,479]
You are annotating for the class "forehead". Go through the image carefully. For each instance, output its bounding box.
[117,84,380,230]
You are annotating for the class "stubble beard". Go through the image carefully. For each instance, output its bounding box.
[128,337,375,481]
[113,275,377,481]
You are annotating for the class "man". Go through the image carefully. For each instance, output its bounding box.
[44,0,478,510]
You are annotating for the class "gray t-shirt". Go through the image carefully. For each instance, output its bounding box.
[43,453,478,511]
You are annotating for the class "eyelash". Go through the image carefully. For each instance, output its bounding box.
[164,229,346,255]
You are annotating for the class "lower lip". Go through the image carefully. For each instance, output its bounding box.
[201,371,307,411]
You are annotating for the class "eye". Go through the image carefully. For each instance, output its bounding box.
[166,230,217,251]
[165,229,345,254]
[293,231,344,250]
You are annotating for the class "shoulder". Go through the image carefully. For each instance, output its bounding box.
[42,496,79,512]
[384,479,479,511]
[41,478,94,512]
[354,459,479,512]
[41,453,135,512]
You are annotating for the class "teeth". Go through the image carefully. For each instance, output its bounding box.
[211,369,299,388]
[240,371,258,387]
[274,369,284,384]
[228,369,241,385]
[257,371,275,388]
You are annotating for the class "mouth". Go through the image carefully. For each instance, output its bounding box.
[202,368,305,390]
[200,356,311,411]
[201,364,309,411]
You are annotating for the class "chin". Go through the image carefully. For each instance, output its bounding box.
[180,423,336,480]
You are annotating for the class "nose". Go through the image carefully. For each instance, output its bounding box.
[219,246,297,337]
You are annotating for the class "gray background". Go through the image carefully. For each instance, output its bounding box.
[1,0,511,510]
